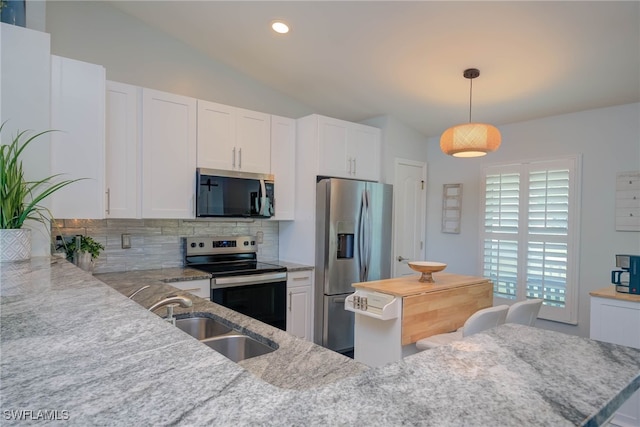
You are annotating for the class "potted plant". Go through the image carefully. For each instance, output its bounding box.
[0,123,80,261]
[59,235,105,273]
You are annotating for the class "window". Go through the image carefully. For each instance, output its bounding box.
[480,156,581,324]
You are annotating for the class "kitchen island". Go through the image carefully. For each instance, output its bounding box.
[1,257,639,426]
[349,272,493,366]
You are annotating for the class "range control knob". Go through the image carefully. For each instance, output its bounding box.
[199,242,205,248]
[190,242,196,248]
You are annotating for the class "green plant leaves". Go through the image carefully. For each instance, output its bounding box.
[0,122,83,229]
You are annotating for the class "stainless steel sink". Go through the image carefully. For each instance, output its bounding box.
[201,334,275,362]
[175,317,232,340]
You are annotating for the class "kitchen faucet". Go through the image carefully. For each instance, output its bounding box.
[148,295,193,325]
[127,285,150,300]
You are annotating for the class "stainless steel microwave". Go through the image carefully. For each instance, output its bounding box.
[196,168,275,218]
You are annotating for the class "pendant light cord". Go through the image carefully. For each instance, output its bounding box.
[468,78,473,123]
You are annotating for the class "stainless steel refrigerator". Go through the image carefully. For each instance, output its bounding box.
[314,177,393,354]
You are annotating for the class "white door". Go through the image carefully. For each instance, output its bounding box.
[393,158,427,277]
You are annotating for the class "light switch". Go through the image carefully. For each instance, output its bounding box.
[256,231,264,244]
[121,233,131,249]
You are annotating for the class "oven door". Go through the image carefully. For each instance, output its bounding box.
[211,272,286,331]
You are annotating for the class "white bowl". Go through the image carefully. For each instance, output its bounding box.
[408,261,447,283]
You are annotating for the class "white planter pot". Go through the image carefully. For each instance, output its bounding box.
[0,228,31,262]
[74,250,95,273]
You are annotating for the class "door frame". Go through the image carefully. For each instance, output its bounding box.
[392,158,427,277]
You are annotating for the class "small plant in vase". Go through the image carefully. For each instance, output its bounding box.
[59,235,104,273]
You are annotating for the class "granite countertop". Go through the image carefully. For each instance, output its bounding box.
[2,257,639,426]
[94,265,362,390]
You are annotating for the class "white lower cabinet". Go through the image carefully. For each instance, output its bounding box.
[170,279,210,301]
[590,289,640,427]
[286,270,313,341]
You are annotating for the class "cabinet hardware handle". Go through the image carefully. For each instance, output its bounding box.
[232,147,236,168]
[105,188,111,215]
[288,291,292,311]
[293,277,309,281]
[397,256,409,262]
[239,148,242,169]
[353,158,357,175]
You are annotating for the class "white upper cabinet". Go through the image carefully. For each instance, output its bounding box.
[196,101,235,171]
[270,115,296,220]
[50,55,106,219]
[141,88,197,218]
[235,107,271,173]
[105,81,139,218]
[197,100,271,174]
[316,115,380,181]
[347,123,380,181]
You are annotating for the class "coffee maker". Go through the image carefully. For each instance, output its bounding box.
[611,254,640,294]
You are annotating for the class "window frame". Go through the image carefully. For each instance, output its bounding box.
[478,155,582,324]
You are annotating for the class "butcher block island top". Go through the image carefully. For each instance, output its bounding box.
[352,272,491,297]
[353,272,493,346]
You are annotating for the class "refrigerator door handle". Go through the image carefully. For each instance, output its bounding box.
[357,189,367,282]
[364,189,372,281]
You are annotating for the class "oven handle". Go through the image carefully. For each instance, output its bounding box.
[211,272,287,288]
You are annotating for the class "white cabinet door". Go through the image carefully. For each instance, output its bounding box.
[317,115,381,181]
[50,55,105,219]
[286,270,313,341]
[171,279,210,301]
[105,81,139,218]
[318,116,350,178]
[236,108,271,174]
[270,115,295,220]
[348,124,381,181]
[141,88,197,218]
[590,295,640,426]
[197,100,236,171]
[197,101,271,174]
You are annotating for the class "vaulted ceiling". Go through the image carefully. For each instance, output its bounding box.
[109,1,640,137]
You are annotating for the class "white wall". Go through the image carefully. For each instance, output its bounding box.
[360,115,429,184]
[425,102,640,337]
[45,1,313,119]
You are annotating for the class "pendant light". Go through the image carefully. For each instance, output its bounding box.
[440,68,501,157]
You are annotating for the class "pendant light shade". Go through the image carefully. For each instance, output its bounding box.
[440,68,501,157]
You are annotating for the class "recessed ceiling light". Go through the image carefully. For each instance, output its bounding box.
[271,21,289,34]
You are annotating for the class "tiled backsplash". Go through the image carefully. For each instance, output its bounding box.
[51,219,279,274]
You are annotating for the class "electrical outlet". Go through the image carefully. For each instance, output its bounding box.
[256,231,264,244]
[121,233,131,249]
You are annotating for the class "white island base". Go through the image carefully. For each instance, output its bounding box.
[348,272,493,367]
[353,300,422,367]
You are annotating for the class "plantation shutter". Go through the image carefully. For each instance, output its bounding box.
[483,170,520,300]
[480,157,580,324]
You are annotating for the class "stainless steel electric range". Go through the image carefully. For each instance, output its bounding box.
[184,236,287,330]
